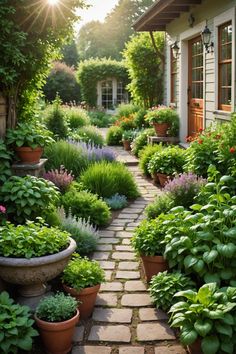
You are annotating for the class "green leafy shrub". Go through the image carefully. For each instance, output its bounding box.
[0,176,59,223]
[61,190,111,226]
[133,108,149,128]
[43,61,80,103]
[0,221,70,258]
[139,144,164,176]
[0,291,38,353]
[89,111,115,128]
[145,106,179,136]
[6,121,54,148]
[106,126,123,145]
[62,255,105,291]
[122,129,139,142]
[131,128,155,156]
[132,216,168,256]
[73,125,104,146]
[148,146,186,176]
[44,140,88,178]
[66,107,90,128]
[36,292,78,322]
[80,161,140,199]
[0,140,12,184]
[45,96,68,139]
[104,194,128,210]
[149,271,195,312]
[60,210,98,256]
[116,103,140,118]
[145,193,173,219]
[169,283,236,353]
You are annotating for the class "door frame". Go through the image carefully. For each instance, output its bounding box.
[178,20,206,142]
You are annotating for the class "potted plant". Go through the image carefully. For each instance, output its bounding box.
[6,121,54,164]
[145,106,179,137]
[62,255,105,319]
[0,291,38,353]
[148,146,186,186]
[122,130,137,151]
[0,220,76,296]
[169,283,236,354]
[35,292,79,354]
[131,216,168,282]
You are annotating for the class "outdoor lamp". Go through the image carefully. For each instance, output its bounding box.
[201,25,214,53]
[171,41,180,59]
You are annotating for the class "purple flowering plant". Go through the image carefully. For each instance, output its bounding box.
[163,172,206,208]
[0,205,7,225]
[68,140,116,162]
[43,166,74,193]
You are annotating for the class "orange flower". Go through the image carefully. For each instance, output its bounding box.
[229,147,235,153]
[198,139,203,144]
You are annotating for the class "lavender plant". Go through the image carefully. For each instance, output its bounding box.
[43,166,74,193]
[68,140,116,162]
[163,172,206,208]
[104,194,128,210]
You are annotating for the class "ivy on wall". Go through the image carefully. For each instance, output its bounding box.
[77,58,129,107]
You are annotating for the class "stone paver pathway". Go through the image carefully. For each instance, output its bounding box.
[72,146,186,354]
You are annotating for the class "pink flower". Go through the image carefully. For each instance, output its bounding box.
[0,206,6,214]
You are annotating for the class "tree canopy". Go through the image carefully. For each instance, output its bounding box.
[77,0,155,61]
[123,32,165,108]
[0,0,86,126]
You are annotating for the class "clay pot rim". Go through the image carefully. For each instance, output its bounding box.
[34,309,79,329]
[63,283,101,295]
[0,237,76,267]
[141,255,166,263]
[15,146,43,151]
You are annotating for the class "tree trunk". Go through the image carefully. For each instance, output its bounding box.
[7,94,17,130]
[0,93,7,139]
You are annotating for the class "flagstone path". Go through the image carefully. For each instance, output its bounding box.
[72,146,186,354]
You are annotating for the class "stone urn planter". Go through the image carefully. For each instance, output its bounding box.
[0,238,76,297]
[15,146,43,164]
[141,255,168,282]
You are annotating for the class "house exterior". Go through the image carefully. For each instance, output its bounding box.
[134,0,236,142]
[96,78,128,111]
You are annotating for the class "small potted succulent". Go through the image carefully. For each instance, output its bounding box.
[0,220,76,296]
[131,216,168,282]
[145,106,179,137]
[122,130,137,151]
[62,255,105,319]
[35,292,79,354]
[6,121,54,164]
[148,146,186,186]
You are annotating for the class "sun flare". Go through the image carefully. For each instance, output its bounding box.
[48,0,59,5]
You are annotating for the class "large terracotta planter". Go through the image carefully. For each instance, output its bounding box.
[35,309,79,354]
[141,255,168,282]
[15,146,43,164]
[122,140,131,151]
[0,238,76,297]
[153,122,170,137]
[188,338,203,354]
[63,283,100,319]
[156,173,171,187]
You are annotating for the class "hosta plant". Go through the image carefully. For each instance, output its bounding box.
[62,255,105,291]
[149,271,195,312]
[0,291,38,353]
[0,175,59,223]
[169,283,236,354]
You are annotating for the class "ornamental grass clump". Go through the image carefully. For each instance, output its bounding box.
[163,172,206,208]
[106,126,123,145]
[66,107,90,128]
[43,166,74,193]
[80,161,140,199]
[71,125,104,146]
[149,271,195,312]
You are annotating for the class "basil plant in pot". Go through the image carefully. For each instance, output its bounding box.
[131,215,169,282]
[169,283,236,354]
[62,254,105,319]
[145,106,179,137]
[6,121,54,164]
[0,220,76,297]
[35,292,79,354]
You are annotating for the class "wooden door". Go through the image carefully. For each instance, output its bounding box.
[188,36,204,136]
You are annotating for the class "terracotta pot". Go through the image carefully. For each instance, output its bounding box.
[63,283,100,319]
[153,122,170,137]
[188,338,203,354]
[15,146,43,164]
[141,255,168,282]
[122,140,131,151]
[157,173,172,187]
[35,309,79,354]
[0,238,76,297]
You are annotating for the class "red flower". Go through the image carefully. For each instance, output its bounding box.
[229,147,235,153]
[198,128,203,133]
[198,139,203,144]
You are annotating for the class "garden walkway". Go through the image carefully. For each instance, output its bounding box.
[72,146,186,354]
